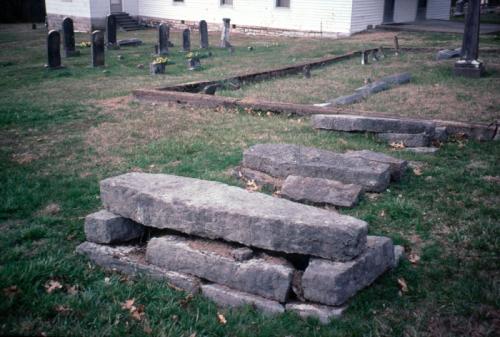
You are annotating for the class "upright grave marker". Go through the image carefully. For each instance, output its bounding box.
[47,30,62,69]
[106,15,118,48]
[199,20,209,49]
[62,17,79,57]
[182,29,191,52]
[158,23,169,55]
[454,0,484,78]
[92,30,105,67]
[220,18,232,48]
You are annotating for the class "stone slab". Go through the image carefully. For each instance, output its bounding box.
[285,302,346,324]
[393,245,405,268]
[100,173,368,261]
[242,144,391,192]
[404,147,439,154]
[344,150,408,182]
[84,210,144,244]
[377,133,430,147]
[146,235,293,302]
[355,80,390,97]
[202,284,285,315]
[280,175,362,208]
[329,92,364,106]
[436,48,461,60]
[302,236,395,306]
[312,114,436,135]
[381,72,412,86]
[76,241,200,294]
[118,38,143,47]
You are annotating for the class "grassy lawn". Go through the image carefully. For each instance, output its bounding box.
[1,24,499,336]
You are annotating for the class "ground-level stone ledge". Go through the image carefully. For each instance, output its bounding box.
[84,210,144,244]
[285,302,346,324]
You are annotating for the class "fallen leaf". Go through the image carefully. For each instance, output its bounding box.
[408,253,420,265]
[3,285,21,297]
[397,278,408,293]
[379,210,386,217]
[143,325,153,334]
[189,333,197,337]
[338,138,348,145]
[217,312,227,325]
[104,277,111,284]
[245,179,260,192]
[66,285,78,295]
[390,141,405,149]
[413,167,423,176]
[54,305,72,313]
[121,299,135,310]
[180,294,193,308]
[45,280,63,294]
[131,304,145,321]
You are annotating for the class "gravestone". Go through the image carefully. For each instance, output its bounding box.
[220,18,232,48]
[303,65,311,78]
[106,15,118,48]
[62,17,79,57]
[47,30,62,69]
[454,0,484,78]
[361,50,368,65]
[158,23,169,55]
[199,20,209,48]
[91,30,105,67]
[394,35,400,56]
[182,28,191,52]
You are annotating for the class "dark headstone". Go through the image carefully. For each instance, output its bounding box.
[182,29,191,52]
[303,65,311,78]
[361,50,368,65]
[394,35,400,55]
[47,30,62,69]
[62,17,79,57]
[91,30,105,67]
[202,84,218,95]
[158,23,169,55]
[199,20,209,49]
[454,0,484,78]
[106,15,118,47]
[32,23,37,30]
[370,49,379,62]
[187,56,201,70]
[220,18,232,48]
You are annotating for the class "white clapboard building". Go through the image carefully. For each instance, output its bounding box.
[45,0,451,37]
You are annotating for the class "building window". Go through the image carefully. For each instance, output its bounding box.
[173,0,184,2]
[276,0,290,8]
[221,0,233,5]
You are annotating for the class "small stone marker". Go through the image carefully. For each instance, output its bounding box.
[91,30,105,67]
[220,18,232,48]
[46,30,62,69]
[106,14,118,48]
[344,150,408,181]
[84,210,144,244]
[182,28,191,52]
[436,48,461,61]
[394,35,400,55]
[62,17,79,57]
[280,176,363,208]
[158,23,169,55]
[361,50,368,65]
[454,0,484,77]
[303,65,311,78]
[377,46,385,59]
[199,20,209,48]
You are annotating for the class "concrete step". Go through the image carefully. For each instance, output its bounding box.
[100,173,368,261]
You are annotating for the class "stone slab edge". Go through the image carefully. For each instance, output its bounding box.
[285,302,347,324]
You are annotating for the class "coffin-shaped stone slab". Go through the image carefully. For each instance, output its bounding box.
[146,235,293,302]
[281,176,362,208]
[202,284,285,315]
[302,236,395,306]
[312,114,436,135]
[76,242,200,294]
[100,173,368,261]
[84,210,144,244]
[285,302,346,324]
[242,144,391,192]
[344,150,408,181]
[377,133,430,147]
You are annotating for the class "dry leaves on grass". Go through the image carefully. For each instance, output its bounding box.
[45,280,63,294]
[397,278,409,294]
[390,141,405,149]
[121,299,145,321]
[54,305,72,314]
[245,179,260,192]
[413,167,423,176]
[3,285,21,297]
[39,203,61,216]
[179,294,194,308]
[408,253,421,265]
[217,312,227,325]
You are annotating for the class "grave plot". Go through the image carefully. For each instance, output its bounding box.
[77,172,403,323]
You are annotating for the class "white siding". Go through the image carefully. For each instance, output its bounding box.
[124,0,139,16]
[394,0,417,22]
[138,0,353,34]
[350,0,384,33]
[90,0,110,19]
[426,0,450,20]
[45,0,91,17]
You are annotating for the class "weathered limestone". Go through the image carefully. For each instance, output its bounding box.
[381,72,412,86]
[91,30,105,67]
[302,236,395,306]
[47,30,62,69]
[312,115,436,135]
[355,80,390,97]
[146,235,294,302]
[377,133,430,147]
[76,242,201,294]
[100,173,368,261]
[344,150,408,181]
[202,284,285,315]
[84,210,144,244]
[199,20,209,49]
[242,144,391,192]
[281,176,362,208]
[330,92,365,106]
[285,302,346,324]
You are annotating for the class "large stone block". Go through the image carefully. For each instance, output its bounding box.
[302,236,395,306]
[146,235,293,302]
[377,133,430,147]
[76,241,200,294]
[242,144,391,192]
[281,175,362,208]
[202,284,285,315]
[344,150,408,181]
[285,302,346,324]
[84,210,144,244]
[100,173,368,261]
[312,114,436,135]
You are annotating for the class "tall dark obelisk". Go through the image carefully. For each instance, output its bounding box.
[454,0,484,78]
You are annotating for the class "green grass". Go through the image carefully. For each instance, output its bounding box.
[0,24,499,336]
